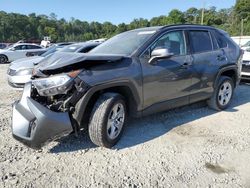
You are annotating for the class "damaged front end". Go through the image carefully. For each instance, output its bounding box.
[11,53,124,148]
[11,71,88,149]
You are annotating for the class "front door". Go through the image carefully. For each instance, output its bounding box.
[140,30,193,112]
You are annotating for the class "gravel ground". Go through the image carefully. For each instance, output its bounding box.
[1,64,250,187]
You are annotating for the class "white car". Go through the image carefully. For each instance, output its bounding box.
[241,41,250,51]
[0,43,46,64]
[241,51,250,80]
[7,42,101,88]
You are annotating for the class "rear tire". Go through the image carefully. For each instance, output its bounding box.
[88,93,127,148]
[207,76,234,111]
[0,55,8,64]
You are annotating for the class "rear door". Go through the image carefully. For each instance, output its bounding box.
[187,29,227,103]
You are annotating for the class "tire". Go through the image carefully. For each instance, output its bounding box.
[88,92,127,148]
[0,55,8,64]
[207,76,234,111]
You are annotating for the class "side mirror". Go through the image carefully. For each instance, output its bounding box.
[10,47,15,51]
[149,48,174,64]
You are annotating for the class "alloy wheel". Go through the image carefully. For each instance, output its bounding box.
[218,81,232,106]
[107,103,125,140]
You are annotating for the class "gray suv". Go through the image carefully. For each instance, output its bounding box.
[11,25,242,149]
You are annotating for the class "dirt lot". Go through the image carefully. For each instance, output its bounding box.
[1,64,250,187]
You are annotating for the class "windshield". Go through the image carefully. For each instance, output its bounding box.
[89,30,156,55]
[60,44,83,53]
[41,45,58,57]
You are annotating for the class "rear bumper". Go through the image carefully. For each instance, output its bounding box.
[11,83,73,149]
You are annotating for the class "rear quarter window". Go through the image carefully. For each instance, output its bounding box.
[189,30,213,53]
[213,31,228,49]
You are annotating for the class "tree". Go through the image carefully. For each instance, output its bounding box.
[0,1,249,43]
[235,0,250,20]
[167,9,185,24]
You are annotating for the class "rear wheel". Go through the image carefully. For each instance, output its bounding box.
[207,76,234,111]
[0,55,8,64]
[88,93,127,148]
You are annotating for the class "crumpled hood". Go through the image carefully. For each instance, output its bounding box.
[10,56,44,71]
[35,52,124,75]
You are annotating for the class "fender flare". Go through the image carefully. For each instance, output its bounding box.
[72,80,141,127]
[214,65,239,88]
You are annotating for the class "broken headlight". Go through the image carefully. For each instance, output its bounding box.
[32,74,73,96]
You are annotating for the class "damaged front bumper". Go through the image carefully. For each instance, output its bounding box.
[11,83,73,149]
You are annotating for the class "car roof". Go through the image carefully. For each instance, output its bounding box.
[161,24,216,30]
[130,24,217,33]
[14,43,41,46]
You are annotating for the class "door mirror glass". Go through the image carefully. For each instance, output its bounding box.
[149,48,173,64]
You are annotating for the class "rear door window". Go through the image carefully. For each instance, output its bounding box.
[27,45,42,49]
[189,31,213,53]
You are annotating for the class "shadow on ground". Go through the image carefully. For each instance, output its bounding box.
[50,84,250,153]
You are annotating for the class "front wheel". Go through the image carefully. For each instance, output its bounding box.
[0,55,8,64]
[88,93,127,148]
[207,76,234,111]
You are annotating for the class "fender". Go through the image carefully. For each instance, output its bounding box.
[214,65,239,88]
[72,79,142,127]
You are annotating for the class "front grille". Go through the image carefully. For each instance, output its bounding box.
[8,68,16,76]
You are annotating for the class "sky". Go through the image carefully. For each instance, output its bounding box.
[0,0,236,24]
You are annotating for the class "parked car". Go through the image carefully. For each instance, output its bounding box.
[0,43,46,63]
[7,42,100,88]
[241,41,250,51]
[0,43,7,49]
[241,51,250,80]
[11,25,242,149]
[10,42,73,66]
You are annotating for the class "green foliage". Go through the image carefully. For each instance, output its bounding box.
[0,2,249,43]
[235,0,250,19]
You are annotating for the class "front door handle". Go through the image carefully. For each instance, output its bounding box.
[181,62,192,69]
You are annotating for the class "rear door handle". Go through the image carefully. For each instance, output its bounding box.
[217,55,226,61]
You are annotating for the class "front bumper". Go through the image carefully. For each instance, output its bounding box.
[11,83,73,149]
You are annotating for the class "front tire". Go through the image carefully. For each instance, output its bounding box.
[0,55,8,64]
[88,93,127,148]
[207,76,234,111]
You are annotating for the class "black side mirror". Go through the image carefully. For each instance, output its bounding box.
[149,48,174,64]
